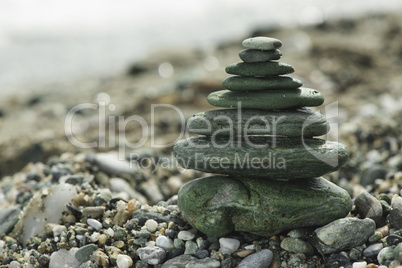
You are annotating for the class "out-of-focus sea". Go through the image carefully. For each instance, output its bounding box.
[0,0,401,96]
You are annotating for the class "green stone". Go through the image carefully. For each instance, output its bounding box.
[173,136,349,180]
[226,62,294,76]
[280,238,315,255]
[75,244,98,263]
[187,108,329,137]
[178,176,352,237]
[222,76,302,91]
[239,49,282,63]
[314,218,375,254]
[207,88,324,109]
[242,37,282,50]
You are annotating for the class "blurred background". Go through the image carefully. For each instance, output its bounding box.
[1,0,402,93]
[0,0,401,193]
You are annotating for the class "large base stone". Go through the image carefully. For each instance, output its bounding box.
[178,176,352,237]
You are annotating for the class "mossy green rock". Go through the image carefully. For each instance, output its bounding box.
[187,108,329,137]
[222,76,302,91]
[178,176,352,237]
[173,136,349,180]
[226,62,294,76]
[239,49,282,63]
[207,88,324,109]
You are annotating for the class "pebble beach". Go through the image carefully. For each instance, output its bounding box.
[0,10,402,268]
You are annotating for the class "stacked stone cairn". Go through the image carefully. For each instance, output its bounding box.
[174,37,352,237]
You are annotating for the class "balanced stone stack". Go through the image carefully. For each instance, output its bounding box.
[174,37,352,237]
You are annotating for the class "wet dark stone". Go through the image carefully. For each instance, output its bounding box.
[386,234,402,246]
[348,247,363,261]
[363,243,383,258]
[26,173,41,182]
[195,249,209,259]
[66,204,82,218]
[325,254,352,268]
[168,248,185,260]
[199,240,211,250]
[165,229,176,240]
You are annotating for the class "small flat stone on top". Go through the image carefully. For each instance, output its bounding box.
[242,36,282,50]
[225,62,294,77]
[222,76,302,91]
[239,49,282,63]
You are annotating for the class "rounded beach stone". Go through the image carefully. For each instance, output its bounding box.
[178,176,352,237]
[314,218,375,254]
[173,136,348,180]
[225,61,294,76]
[242,36,282,50]
[280,237,314,255]
[187,108,329,137]
[222,76,302,91]
[237,249,273,268]
[207,88,324,109]
[239,49,282,63]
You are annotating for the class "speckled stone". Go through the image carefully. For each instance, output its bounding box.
[222,76,302,91]
[354,191,383,225]
[178,176,352,237]
[174,136,349,180]
[242,37,282,50]
[185,258,221,268]
[390,196,402,230]
[187,107,329,137]
[207,88,324,109]
[280,237,314,255]
[161,254,196,268]
[237,249,274,268]
[314,218,376,254]
[239,49,282,63]
[136,246,166,265]
[75,244,98,264]
[0,206,21,236]
[225,61,293,76]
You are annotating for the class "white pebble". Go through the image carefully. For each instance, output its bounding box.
[244,244,255,250]
[116,254,133,268]
[156,236,174,251]
[145,219,158,233]
[352,261,367,268]
[219,237,240,255]
[9,261,21,268]
[178,230,195,241]
[90,232,100,242]
[107,228,114,237]
[116,200,127,212]
[378,247,389,265]
[52,225,67,237]
[146,241,156,247]
[87,219,102,231]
